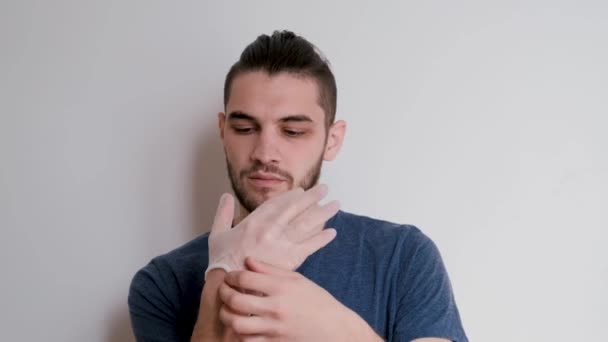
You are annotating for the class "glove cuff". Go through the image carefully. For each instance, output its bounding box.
[204,262,233,280]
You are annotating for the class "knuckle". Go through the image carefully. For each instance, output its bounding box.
[275,282,289,295]
[224,293,239,308]
[231,318,247,334]
[257,323,282,338]
[235,272,246,288]
[232,272,244,287]
[219,305,231,324]
[241,271,255,286]
[218,284,228,300]
[269,301,282,319]
[256,231,274,245]
[274,302,289,320]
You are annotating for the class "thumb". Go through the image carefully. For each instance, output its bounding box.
[210,193,234,234]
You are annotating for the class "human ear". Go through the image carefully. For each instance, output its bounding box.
[323,120,346,161]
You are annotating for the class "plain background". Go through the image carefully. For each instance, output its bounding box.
[1,1,606,341]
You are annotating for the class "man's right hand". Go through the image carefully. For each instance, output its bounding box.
[206,183,339,277]
[192,184,339,342]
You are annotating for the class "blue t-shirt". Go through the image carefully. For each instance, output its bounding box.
[129,210,468,342]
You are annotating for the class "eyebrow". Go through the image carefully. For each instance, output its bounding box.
[227,111,314,124]
[227,111,256,122]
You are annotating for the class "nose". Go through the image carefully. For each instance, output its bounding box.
[250,128,280,164]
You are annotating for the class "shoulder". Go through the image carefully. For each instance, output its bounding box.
[333,210,432,249]
[327,210,440,275]
[128,234,210,340]
[135,232,210,280]
[128,233,211,309]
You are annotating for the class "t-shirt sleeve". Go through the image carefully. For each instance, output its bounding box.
[393,230,468,342]
[128,259,181,342]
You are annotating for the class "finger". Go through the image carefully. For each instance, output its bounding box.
[276,183,328,223]
[218,282,271,317]
[245,257,295,278]
[219,304,277,336]
[288,200,340,242]
[296,228,337,258]
[210,193,234,234]
[256,183,328,224]
[225,269,280,295]
[249,186,305,220]
[239,334,271,342]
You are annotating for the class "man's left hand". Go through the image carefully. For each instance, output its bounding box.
[218,257,382,342]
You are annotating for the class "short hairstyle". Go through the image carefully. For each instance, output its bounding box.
[223,30,337,128]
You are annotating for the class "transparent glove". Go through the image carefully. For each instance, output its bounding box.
[205,184,339,279]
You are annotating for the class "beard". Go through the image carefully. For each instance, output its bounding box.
[225,153,324,214]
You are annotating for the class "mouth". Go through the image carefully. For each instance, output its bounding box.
[247,172,286,188]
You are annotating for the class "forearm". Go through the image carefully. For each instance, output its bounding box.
[191,270,234,342]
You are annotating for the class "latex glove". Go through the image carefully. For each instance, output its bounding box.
[205,184,339,279]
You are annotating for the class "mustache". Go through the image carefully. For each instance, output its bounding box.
[241,161,293,181]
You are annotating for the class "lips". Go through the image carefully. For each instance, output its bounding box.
[248,172,285,181]
[248,172,286,187]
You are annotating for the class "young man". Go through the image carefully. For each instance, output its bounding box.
[129,30,468,342]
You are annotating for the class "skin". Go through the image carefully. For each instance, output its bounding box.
[192,70,450,342]
[219,71,343,221]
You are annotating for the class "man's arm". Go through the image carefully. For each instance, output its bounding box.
[191,270,238,342]
[190,269,224,341]
[219,257,383,342]
[189,185,339,342]
[215,261,454,342]
[129,185,339,341]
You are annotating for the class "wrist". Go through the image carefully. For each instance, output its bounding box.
[191,269,227,341]
[205,262,234,280]
[205,268,228,283]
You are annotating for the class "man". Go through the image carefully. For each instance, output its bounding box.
[129,30,468,342]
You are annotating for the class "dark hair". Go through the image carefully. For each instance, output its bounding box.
[223,30,337,128]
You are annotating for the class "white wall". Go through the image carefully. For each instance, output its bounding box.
[1,1,606,341]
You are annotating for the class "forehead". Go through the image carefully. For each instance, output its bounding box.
[226,71,325,124]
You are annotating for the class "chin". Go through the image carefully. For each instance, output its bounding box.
[236,179,295,212]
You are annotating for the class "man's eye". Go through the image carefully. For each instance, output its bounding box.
[233,127,254,134]
[284,129,305,137]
